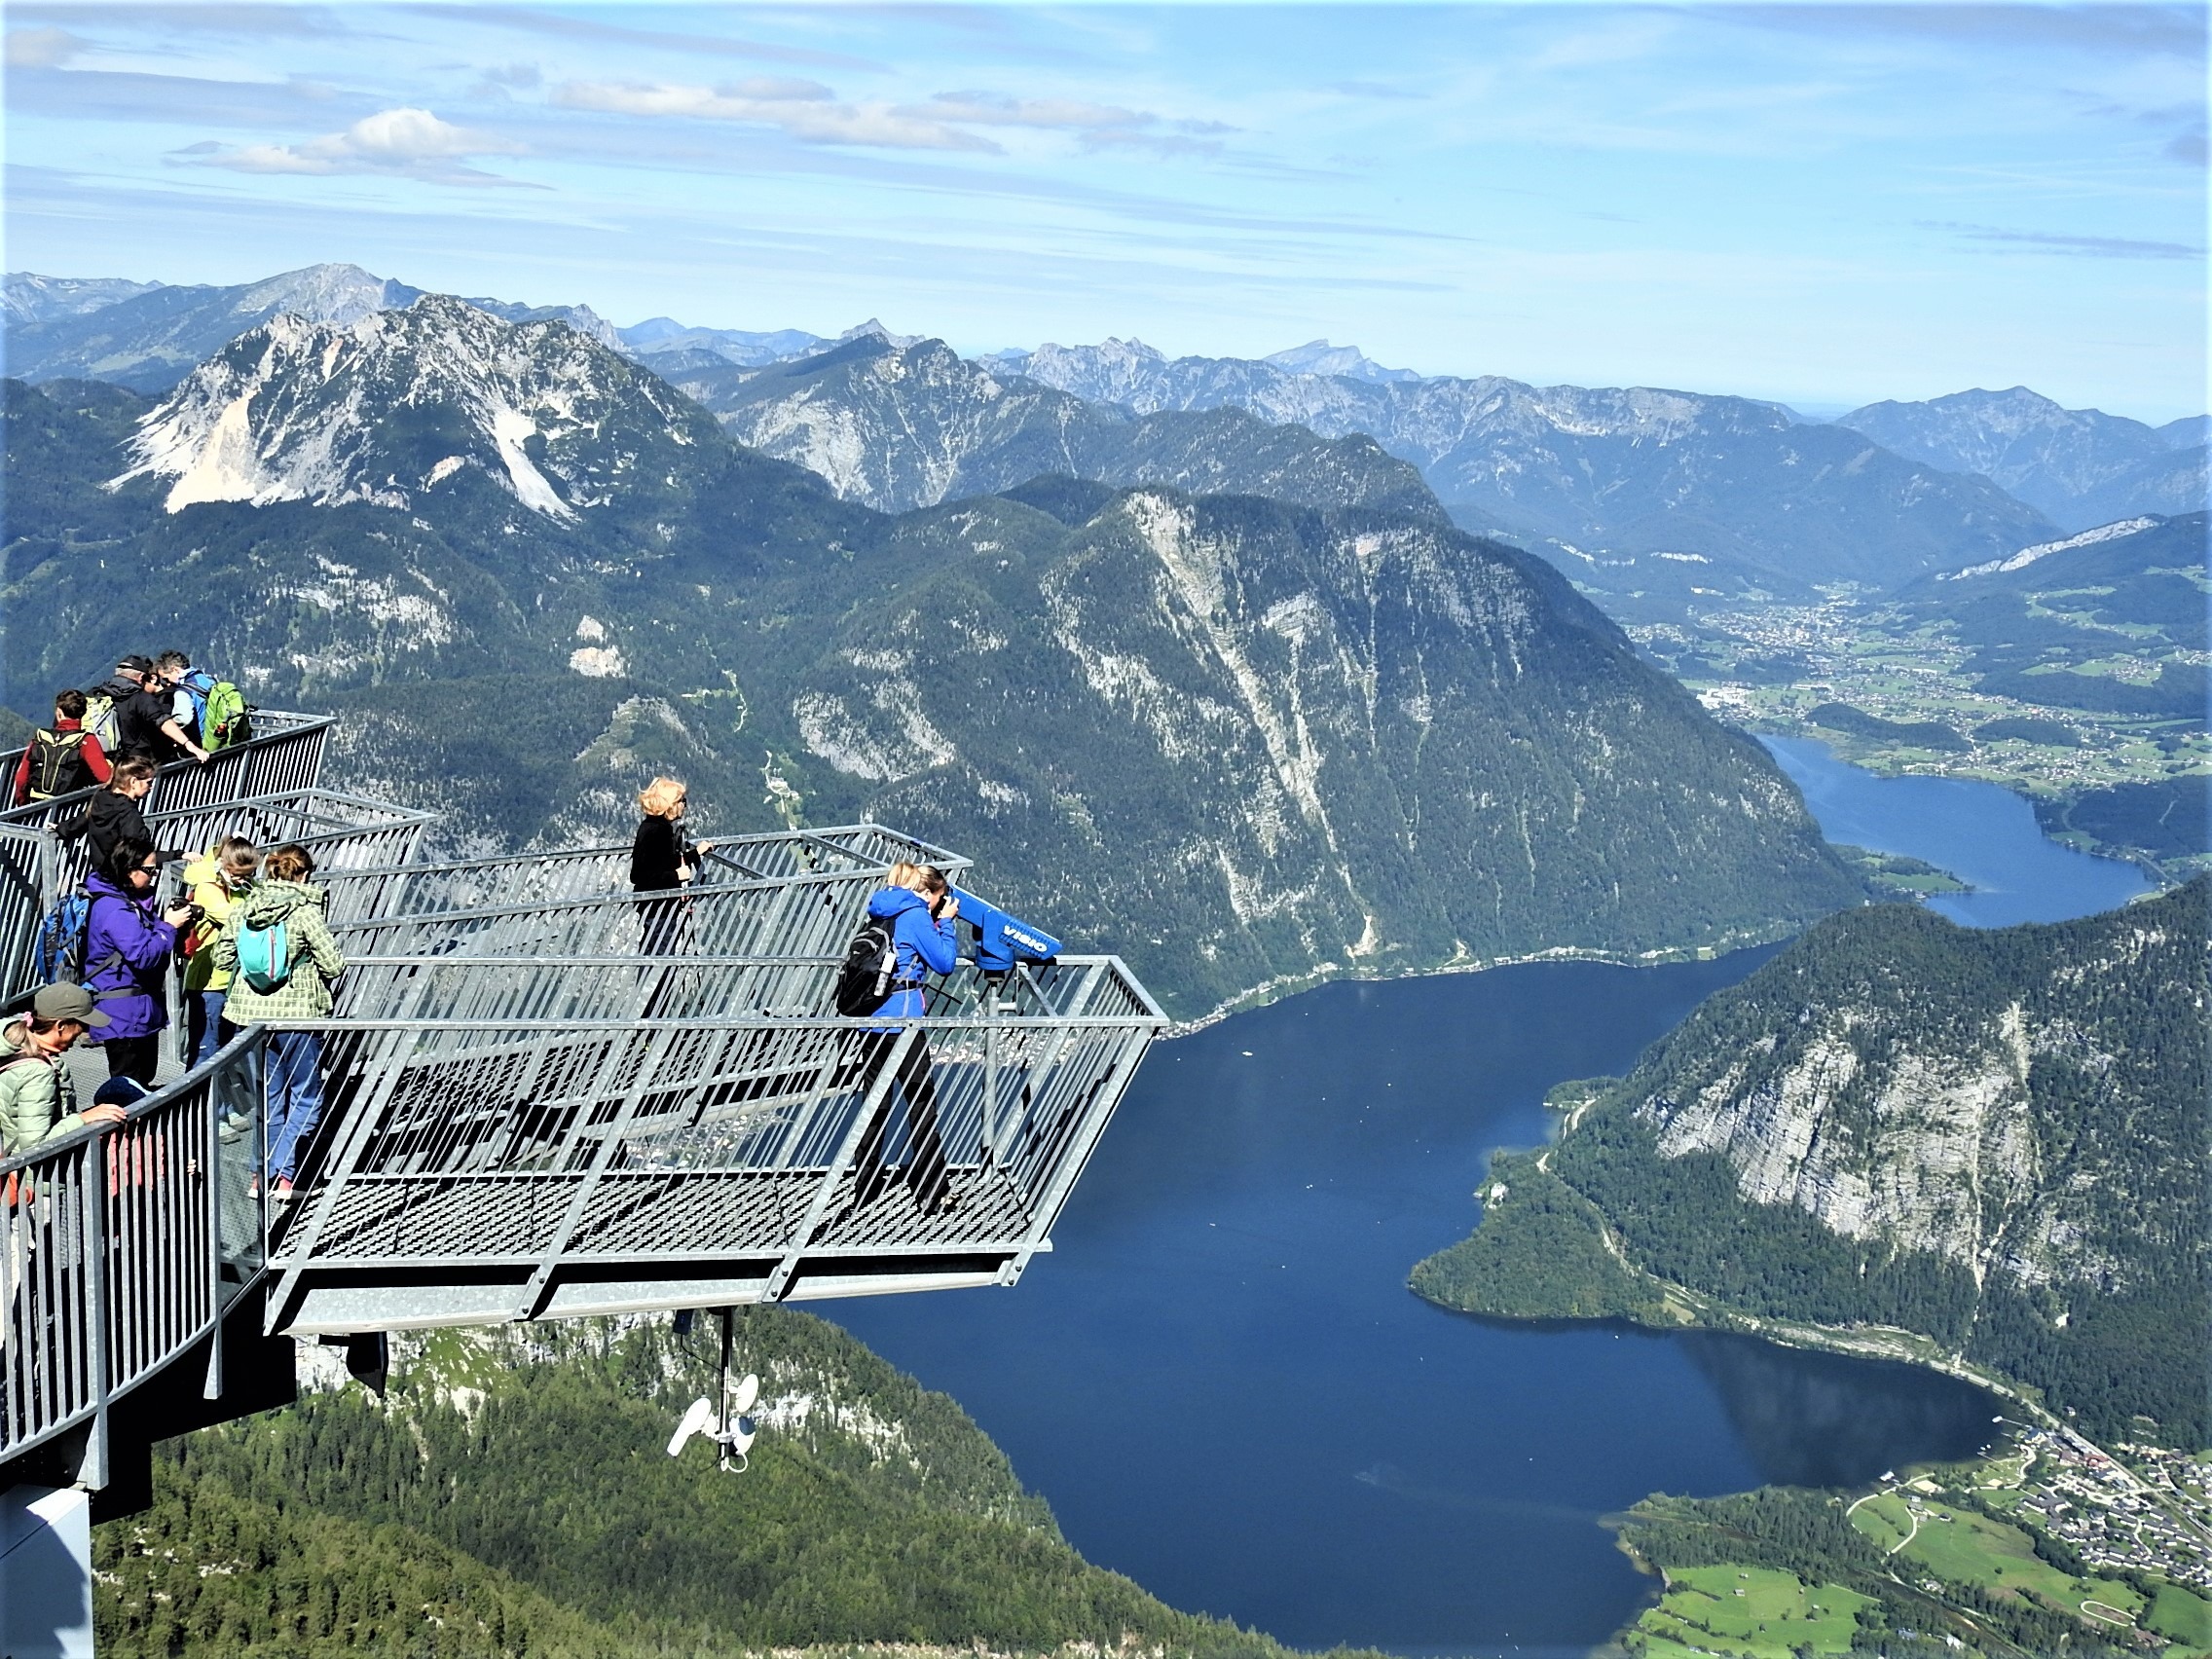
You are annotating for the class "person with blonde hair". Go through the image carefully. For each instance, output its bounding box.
[181,835,261,1070]
[630,777,716,954]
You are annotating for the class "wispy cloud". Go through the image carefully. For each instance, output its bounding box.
[553,79,996,152]
[1925,219,2203,259]
[420,7,887,74]
[8,4,356,39]
[1728,4,2206,61]
[4,25,82,68]
[907,91,1152,132]
[190,107,535,187]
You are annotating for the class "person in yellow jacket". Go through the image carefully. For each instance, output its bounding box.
[181,836,261,1071]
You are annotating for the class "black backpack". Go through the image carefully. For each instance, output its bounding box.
[832,916,899,1016]
[24,728,94,800]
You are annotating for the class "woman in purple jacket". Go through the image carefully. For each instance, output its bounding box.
[84,836,195,1083]
[849,864,961,1213]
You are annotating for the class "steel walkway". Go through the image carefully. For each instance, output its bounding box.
[0,713,1164,1497]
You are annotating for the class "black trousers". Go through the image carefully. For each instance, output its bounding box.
[848,1029,948,1208]
[637,895,690,956]
[101,1035,162,1085]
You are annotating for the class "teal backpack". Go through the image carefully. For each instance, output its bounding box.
[236,920,293,994]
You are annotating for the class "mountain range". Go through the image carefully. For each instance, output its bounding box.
[9,263,2204,593]
[1837,386,2210,533]
[2,293,1862,1018]
[653,332,1443,519]
[994,342,2067,586]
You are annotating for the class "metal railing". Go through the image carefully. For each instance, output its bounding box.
[265,954,1163,1332]
[0,711,333,835]
[0,1038,266,1474]
[330,865,908,963]
[314,825,966,927]
[42,790,437,902]
[0,713,339,1001]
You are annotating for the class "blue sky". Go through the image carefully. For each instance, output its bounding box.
[6,3,2205,420]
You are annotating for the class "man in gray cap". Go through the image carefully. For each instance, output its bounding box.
[1,984,129,1159]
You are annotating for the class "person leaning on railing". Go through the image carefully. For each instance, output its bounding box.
[53,756,180,866]
[211,844,345,1203]
[847,863,961,1215]
[630,777,717,955]
[0,984,129,1159]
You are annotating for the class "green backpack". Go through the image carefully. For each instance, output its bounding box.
[202,680,253,752]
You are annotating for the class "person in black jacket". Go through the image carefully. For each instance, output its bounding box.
[630,777,715,954]
[54,756,174,866]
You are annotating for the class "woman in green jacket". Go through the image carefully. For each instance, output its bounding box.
[213,844,345,1198]
[1,985,128,1160]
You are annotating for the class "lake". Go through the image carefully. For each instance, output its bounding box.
[830,745,2130,1656]
[1760,734,2153,927]
[830,958,1998,1657]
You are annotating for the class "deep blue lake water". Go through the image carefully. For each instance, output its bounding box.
[830,745,2137,1656]
[1760,734,2152,927]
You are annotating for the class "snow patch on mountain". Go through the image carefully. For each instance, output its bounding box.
[1942,516,2162,580]
[109,293,706,520]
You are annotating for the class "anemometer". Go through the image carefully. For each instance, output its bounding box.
[666,1307,761,1473]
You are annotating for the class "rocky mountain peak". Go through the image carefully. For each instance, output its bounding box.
[109,292,710,520]
[839,318,921,349]
[1262,339,1421,384]
[227,262,421,325]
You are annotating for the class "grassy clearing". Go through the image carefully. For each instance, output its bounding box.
[1629,1566,1869,1658]
[1850,1495,2144,1619]
[2148,1582,2212,1648]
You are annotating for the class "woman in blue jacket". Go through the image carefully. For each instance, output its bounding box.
[84,835,195,1083]
[850,864,960,1212]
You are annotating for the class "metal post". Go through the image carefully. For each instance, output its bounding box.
[761,1026,917,1301]
[512,1025,680,1320]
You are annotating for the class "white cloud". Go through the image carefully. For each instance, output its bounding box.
[5,26,83,67]
[911,92,1152,132]
[193,107,530,186]
[553,80,998,152]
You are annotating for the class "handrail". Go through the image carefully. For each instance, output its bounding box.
[42,788,439,903]
[0,710,334,833]
[0,1035,267,1472]
[327,864,895,961]
[0,713,341,1001]
[263,955,1163,1329]
[313,825,969,925]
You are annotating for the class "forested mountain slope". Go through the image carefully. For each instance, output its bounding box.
[3,301,1860,1017]
[1894,512,2210,725]
[1420,881,2211,1446]
[99,1313,1307,1657]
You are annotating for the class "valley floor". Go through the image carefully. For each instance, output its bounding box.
[1620,593,2209,877]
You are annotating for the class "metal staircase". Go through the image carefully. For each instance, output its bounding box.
[0,715,1164,1506]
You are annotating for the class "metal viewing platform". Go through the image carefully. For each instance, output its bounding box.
[0,714,1165,1516]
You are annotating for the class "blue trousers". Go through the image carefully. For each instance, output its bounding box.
[187,991,238,1071]
[265,1030,327,1184]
